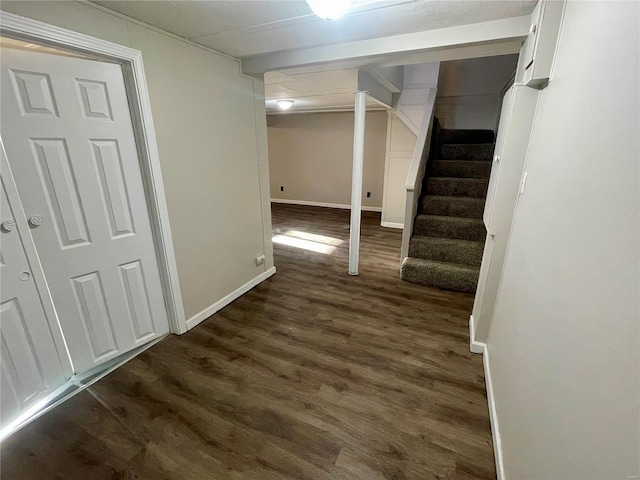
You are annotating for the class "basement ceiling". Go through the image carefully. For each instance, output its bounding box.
[265,68,382,114]
[90,0,537,58]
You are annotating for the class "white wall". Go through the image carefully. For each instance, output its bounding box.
[0,1,273,323]
[381,113,417,227]
[384,62,438,230]
[487,2,639,478]
[436,54,517,130]
[394,62,440,135]
[268,111,387,210]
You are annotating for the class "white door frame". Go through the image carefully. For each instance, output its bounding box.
[0,12,187,335]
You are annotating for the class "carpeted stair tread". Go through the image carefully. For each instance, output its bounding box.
[425,177,489,198]
[421,195,485,219]
[414,214,486,241]
[430,160,491,179]
[400,257,480,293]
[439,129,495,144]
[436,143,494,161]
[400,125,494,294]
[408,235,484,266]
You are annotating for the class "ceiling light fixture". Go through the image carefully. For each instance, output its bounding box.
[305,0,353,20]
[276,100,294,110]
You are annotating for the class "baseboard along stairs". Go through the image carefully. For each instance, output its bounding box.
[401,123,495,293]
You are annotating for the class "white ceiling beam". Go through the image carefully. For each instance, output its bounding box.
[270,41,522,76]
[242,15,530,75]
[357,70,393,108]
[267,106,387,115]
[364,66,404,93]
[372,41,523,68]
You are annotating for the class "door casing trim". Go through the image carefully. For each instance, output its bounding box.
[1,11,187,335]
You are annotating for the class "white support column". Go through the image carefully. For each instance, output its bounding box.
[349,90,367,275]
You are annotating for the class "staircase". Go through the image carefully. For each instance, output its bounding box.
[400,125,495,293]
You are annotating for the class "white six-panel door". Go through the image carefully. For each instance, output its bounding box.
[0,175,69,428]
[1,48,169,374]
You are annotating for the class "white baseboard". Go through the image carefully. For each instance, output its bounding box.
[484,347,506,480]
[469,314,486,354]
[381,221,404,229]
[185,267,276,331]
[472,316,502,477]
[271,198,382,212]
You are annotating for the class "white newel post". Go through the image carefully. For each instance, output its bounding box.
[349,90,367,275]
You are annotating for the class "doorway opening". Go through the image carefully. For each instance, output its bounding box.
[264,67,394,275]
[262,53,517,279]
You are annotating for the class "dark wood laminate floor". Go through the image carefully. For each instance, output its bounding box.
[1,204,495,480]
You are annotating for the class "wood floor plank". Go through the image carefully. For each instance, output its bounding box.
[1,204,495,479]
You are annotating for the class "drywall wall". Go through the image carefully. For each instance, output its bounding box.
[472,85,539,346]
[381,113,417,227]
[1,1,273,322]
[268,111,387,209]
[435,54,517,130]
[395,62,440,135]
[487,1,639,478]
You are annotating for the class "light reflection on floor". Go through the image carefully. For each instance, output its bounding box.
[272,229,343,255]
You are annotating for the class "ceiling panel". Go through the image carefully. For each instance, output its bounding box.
[90,0,537,58]
[265,68,382,113]
[266,93,381,114]
[92,1,312,39]
[266,69,357,94]
[201,1,536,57]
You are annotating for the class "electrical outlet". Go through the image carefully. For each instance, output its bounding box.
[366,192,371,198]
[280,186,284,192]
[255,255,265,266]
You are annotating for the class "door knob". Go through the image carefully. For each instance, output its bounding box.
[1,220,16,232]
[28,215,45,227]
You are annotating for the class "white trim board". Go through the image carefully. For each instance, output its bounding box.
[186,267,276,331]
[484,347,506,480]
[268,107,388,115]
[0,12,187,335]
[242,16,530,74]
[381,222,403,229]
[469,315,486,354]
[271,198,382,212]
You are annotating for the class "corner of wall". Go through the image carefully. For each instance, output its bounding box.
[252,75,274,270]
[469,315,486,354]
[381,112,394,226]
[185,266,276,331]
[381,112,417,227]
